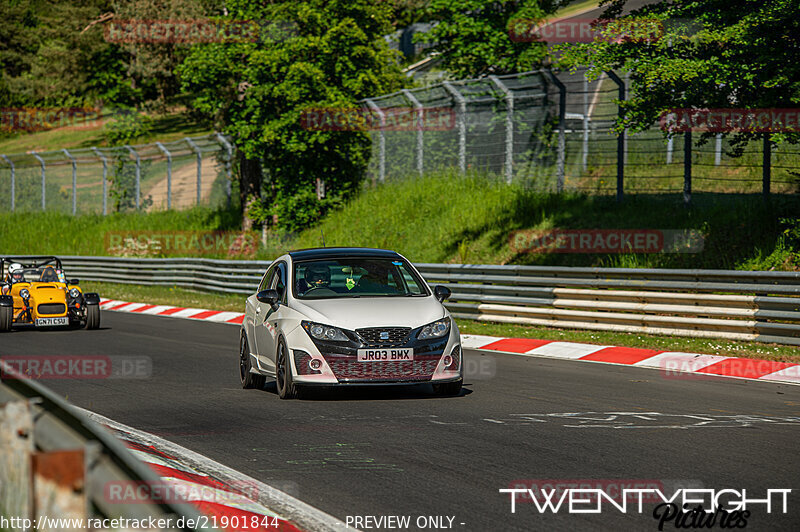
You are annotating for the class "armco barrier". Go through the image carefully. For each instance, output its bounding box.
[0,360,215,530]
[29,256,800,346]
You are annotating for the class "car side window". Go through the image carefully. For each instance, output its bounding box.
[259,264,275,293]
[271,262,287,304]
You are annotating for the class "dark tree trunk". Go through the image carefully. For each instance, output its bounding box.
[238,151,263,231]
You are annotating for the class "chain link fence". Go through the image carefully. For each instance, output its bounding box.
[363,68,800,198]
[0,134,233,214]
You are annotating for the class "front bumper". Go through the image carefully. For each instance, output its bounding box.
[285,323,462,385]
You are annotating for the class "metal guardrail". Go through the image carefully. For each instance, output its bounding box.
[48,256,800,346]
[0,360,214,530]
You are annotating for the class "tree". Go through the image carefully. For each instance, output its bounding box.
[178,0,405,230]
[418,0,562,78]
[558,0,800,149]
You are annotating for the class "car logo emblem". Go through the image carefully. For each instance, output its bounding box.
[380,332,389,340]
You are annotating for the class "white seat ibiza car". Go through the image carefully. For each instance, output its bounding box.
[240,248,462,399]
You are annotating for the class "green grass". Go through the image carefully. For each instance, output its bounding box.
[83,280,799,363]
[458,320,800,364]
[287,170,800,269]
[0,206,242,257]
[3,171,799,269]
[0,111,211,154]
[84,281,244,312]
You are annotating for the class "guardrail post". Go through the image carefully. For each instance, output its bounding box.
[91,147,108,215]
[490,76,516,185]
[185,137,202,205]
[762,134,771,200]
[683,131,692,205]
[544,72,566,192]
[215,133,234,207]
[155,142,172,209]
[1,155,14,211]
[401,89,424,175]
[666,136,673,164]
[442,82,467,173]
[124,146,141,210]
[63,149,77,215]
[606,71,625,202]
[364,99,386,182]
[32,151,46,210]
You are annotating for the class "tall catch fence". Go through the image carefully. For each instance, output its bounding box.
[0,134,233,214]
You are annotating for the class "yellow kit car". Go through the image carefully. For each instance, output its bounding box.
[0,256,100,331]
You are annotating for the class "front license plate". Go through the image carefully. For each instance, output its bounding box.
[357,348,414,362]
[35,317,68,327]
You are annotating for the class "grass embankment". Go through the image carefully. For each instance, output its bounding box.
[2,172,799,268]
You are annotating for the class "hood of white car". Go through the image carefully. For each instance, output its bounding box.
[291,296,445,330]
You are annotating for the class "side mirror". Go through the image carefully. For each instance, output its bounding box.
[256,289,280,308]
[70,279,80,285]
[433,285,451,302]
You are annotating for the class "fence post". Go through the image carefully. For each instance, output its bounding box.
[62,149,77,215]
[215,133,233,207]
[683,131,692,205]
[763,134,771,199]
[489,76,515,184]
[154,142,172,209]
[401,90,424,175]
[666,137,673,164]
[715,134,722,166]
[1,155,13,212]
[91,148,108,215]
[582,74,589,172]
[442,81,467,173]
[185,138,202,204]
[124,145,141,210]
[544,72,566,192]
[31,152,45,210]
[364,99,386,182]
[606,71,625,202]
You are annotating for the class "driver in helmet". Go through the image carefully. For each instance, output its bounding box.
[2,263,24,294]
[304,264,331,291]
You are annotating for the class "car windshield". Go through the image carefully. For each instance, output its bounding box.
[293,258,428,299]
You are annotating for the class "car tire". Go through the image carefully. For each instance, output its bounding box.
[85,304,100,330]
[276,339,299,400]
[433,379,462,396]
[240,331,265,389]
[0,305,11,332]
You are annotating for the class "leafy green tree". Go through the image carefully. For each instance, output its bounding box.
[558,0,800,150]
[418,0,562,77]
[178,0,405,230]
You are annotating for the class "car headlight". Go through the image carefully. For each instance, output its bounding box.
[20,289,30,299]
[69,288,81,299]
[301,321,349,342]
[417,317,450,340]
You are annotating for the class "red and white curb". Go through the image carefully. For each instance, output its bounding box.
[97,297,799,386]
[462,334,800,386]
[80,409,349,532]
[99,298,244,325]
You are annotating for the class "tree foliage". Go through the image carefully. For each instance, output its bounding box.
[558,0,800,148]
[178,0,405,229]
[418,0,561,78]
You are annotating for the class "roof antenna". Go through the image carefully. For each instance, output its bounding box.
[320,229,326,248]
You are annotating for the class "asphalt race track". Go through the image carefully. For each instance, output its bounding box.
[2,312,799,531]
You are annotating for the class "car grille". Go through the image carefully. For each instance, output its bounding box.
[355,327,411,347]
[324,356,440,382]
[37,303,66,315]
